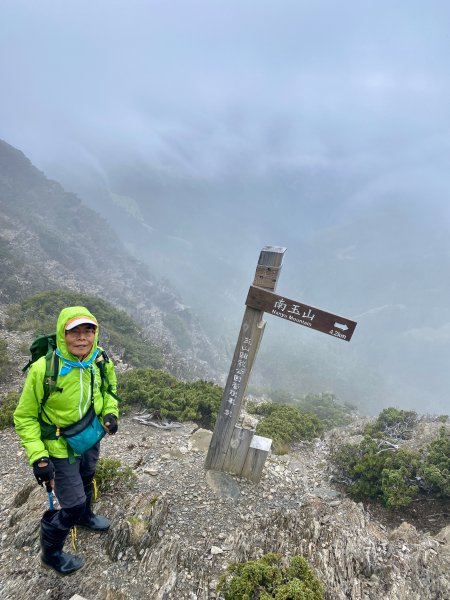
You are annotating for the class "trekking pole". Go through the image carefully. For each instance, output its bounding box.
[45,481,54,509]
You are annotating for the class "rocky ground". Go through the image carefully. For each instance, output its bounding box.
[0,414,449,600]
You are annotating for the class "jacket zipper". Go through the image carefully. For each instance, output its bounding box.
[78,369,84,419]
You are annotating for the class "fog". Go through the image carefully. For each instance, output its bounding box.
[2,1,450,414]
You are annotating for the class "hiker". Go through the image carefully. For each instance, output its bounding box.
[14,306,119,575]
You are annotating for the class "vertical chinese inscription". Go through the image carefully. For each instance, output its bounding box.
[224,337,252,417]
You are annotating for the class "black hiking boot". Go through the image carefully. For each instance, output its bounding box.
[77,481,111,532]
[77,511,111,531]
[40,510,85,575]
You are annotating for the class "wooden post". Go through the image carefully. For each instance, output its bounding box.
[222,426,254,475]
[205,246,286,472]
[241,435,272,482]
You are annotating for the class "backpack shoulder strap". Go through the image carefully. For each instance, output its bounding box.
[41,350,62,409]
[95,349,122,403]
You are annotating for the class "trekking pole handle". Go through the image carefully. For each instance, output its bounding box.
[45,481,54,509]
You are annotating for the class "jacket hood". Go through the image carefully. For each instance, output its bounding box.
[56,306,99,360]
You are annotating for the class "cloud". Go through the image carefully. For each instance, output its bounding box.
[404,323,450,344]
[355,305,406,319]
[2,0,450,179]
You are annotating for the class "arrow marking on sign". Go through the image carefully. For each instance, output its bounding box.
[334,322,349,331]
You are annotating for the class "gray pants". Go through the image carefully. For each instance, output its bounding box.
[51,442,100,509]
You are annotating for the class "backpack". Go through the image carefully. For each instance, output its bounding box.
[22,333,121,408]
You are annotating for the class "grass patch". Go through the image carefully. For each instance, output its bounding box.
[0,391,19,429]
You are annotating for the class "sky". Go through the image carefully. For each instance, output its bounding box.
[2,1,450,414]
[2,0,450,183]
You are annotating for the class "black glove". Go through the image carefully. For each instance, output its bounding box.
[104,414,118,435]
[33,457,55,486]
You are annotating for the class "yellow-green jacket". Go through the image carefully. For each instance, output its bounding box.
[14,306,119,465]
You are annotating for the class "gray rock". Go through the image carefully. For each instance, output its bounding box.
[188,429,213,453]
[312,486,340,501]
[205,470,241,500]
[436,524,450,545]
[2,415,449,600]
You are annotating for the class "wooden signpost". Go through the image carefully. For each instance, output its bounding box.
[205,246,357,482]
[245,286,357,342]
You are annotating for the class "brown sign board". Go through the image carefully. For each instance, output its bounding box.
[245,285,357,342]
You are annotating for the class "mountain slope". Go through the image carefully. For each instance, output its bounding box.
[0,139,222,380]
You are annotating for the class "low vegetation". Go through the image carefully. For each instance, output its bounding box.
[0,391,19,429]
[6,289,163,369]
[247,391,355,455]
[295,392,355,429]
[163,313,192,350]
[117,368,222,429]
[251,390,355,429]
[333,407,450,507]
[94,457,137,496]
[0,336,11,383]
[248,403,324,454]
[364,407,417,440]
[419,430,450,496]
[217,552,324,600]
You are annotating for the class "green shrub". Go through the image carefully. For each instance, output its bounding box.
[94,458,137,495]
[333,413,450,507]
[364,407,417,440]
[381,449,421,506]
[117,368,222,428]
[334,436,388,502]
[333,435,421,506]
[253,404,324,455]
[419,427,450,496]
[295,392,355,429]
[0,390,19,429]
[217,552,324,600]
[0,336,11,383]
[248,391,355,430]
[6,290,163,369]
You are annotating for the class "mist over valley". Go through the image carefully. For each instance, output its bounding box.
[33,151,450,416]
[1,1,450,415]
